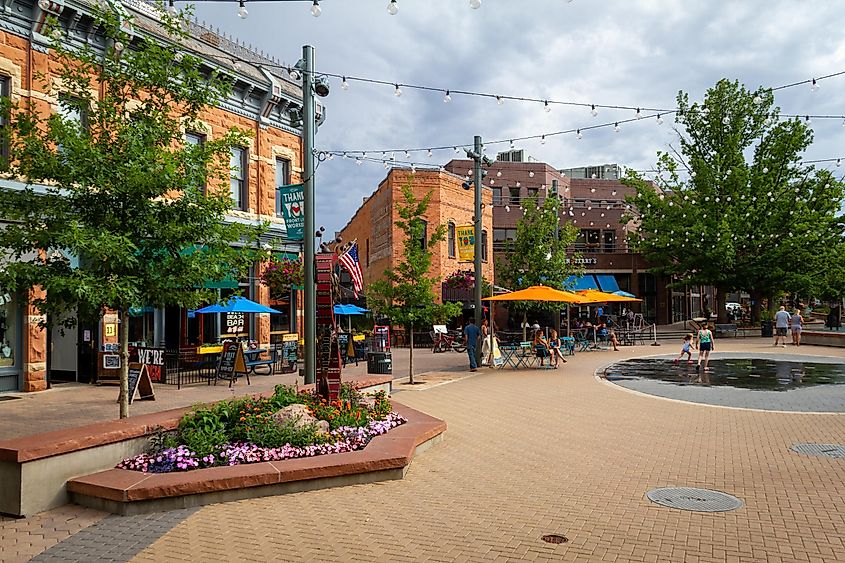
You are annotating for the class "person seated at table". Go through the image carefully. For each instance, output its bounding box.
[548,329,567,366]
[607,327,621,351]
[532,329,552,367]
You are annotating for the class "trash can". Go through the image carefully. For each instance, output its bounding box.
[760,321,773,338]
[367,351,392,374]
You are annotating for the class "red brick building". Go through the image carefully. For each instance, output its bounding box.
[0,0,307,391]
[338,168,493,318]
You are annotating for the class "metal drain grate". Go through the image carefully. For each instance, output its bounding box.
[646,487,743,512]
[541,534,568,544]
[790,443,845,459]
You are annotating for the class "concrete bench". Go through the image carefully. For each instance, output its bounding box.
[714,324,738,337]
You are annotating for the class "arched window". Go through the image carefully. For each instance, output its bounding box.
[448,222,456,258]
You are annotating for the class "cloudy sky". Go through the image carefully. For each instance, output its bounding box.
[190,0,845,235]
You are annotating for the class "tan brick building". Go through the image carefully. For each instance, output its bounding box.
[338,168,493,315]
[0,0,308,391]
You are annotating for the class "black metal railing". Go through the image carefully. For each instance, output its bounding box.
[164,348,217,389]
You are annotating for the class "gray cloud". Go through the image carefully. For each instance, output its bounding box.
[192,0,845,234]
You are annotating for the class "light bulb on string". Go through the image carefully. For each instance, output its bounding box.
[237,0,248,19]
[576,129,583,139]
[805,115,812,125]
[529,171,534,178]
[328,153,334,160]
[404,150,410,158]
[356,158,362,165]
[544,100,551,113]
[505,205,510,212]
[656,114,664,125]
[454,146,460,154]
[470,0,482,8]
[383,161,388,169]
[341,77,349,90]
[394,84,402,97]
[811,78,819,92]
[614,122,620,133]
[635,108,642,119]
[722,115,730,125]
[311,0,321,17]
[427,149,433,158]
[540,135,546,145]
[590,104,598,117]
[443,90,451,103]
[753,94,762,104]
[837,159,842,167]
[167,0,177,14]
[496,170,502,177]
[342,152,348,159]
[509,140,515,149]
[496,96,504,106]
[387,0,399,15]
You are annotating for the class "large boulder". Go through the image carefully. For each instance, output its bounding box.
[272,404,330,433]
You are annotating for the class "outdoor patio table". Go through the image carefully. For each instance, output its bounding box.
[498,345,520,369]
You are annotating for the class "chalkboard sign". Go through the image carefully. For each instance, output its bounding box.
[337,333,349,354]
[216,341,247,387]
[126,363,156,404]
[282,340,298,363]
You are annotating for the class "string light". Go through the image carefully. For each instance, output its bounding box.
[544,100,551,113]
[614,122,620,133]
[496,96,504,106]
[591,104,598,117]
[540,135,546,145]
[311,0,321,17]
[470,0,482,8]
[635,108,642,119]
[656,114,664,125]
[237,0,248,19]
[394,84,402,97]
[811,78,819,92]
[341,77,349,90]
[576,129,583,139]
[443,90,452,103]
[167,0,177,14]
[387,0,399,15]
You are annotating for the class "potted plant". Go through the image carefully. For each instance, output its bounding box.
[260,256,304,299]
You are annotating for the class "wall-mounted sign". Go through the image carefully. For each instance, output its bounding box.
[83,330,91,342]
[103,354,121,369]
[104,323,117,337]
[566,257,598,265]
[456,224,475,261]
[223,312,246,334]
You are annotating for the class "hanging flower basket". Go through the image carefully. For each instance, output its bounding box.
[261,256,304,297]
[443,270,475,291]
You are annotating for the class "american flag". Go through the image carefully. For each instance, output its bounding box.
[339,242,364,297]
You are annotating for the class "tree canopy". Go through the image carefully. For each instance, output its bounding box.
[622,78,845,321]
[0,5,263,415]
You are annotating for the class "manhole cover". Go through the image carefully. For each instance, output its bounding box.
[790,443,845,459]
[646,487,743,512]
[541,534,568,544]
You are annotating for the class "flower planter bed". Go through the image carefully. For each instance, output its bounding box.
[67,402,445,515]
[0,375,393,517]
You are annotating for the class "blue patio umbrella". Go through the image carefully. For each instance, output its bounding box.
[195,295,279,314]
[333,304,369,331]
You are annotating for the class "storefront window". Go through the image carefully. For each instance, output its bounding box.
[0,293,16,368]
[128,311,155,348]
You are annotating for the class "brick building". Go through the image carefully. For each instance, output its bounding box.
[337,168,493,319]
[0,0,308,391]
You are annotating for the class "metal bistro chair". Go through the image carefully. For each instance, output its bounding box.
[574,331,592,352]
[560,336,576,356]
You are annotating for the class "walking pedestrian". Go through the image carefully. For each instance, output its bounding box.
[774,306,791,348]
[463,318,481,372]
[480,318,491,365]
[696,324,715,372]
[791,309,804,346]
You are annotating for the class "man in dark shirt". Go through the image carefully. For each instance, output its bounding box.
[463,319,481,372]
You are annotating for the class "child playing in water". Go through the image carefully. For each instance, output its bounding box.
[674,333,696,364]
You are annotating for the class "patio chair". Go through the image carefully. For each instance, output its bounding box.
[560,336,576,356]
[574,332,592,352]
[534,343,554,369]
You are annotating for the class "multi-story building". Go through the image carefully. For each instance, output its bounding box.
[337,168,493,320]
[0,0,309,392]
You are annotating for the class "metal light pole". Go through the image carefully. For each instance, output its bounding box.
[473,135,483,329]
[302,45,316,384]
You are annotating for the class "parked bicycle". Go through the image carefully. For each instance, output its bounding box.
[430,329,467,353]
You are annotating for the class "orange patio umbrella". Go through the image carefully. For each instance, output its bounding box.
[577,289,642,303]
[484,285,591,303]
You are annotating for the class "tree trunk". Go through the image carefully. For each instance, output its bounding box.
[715,286,728,324]
[118,309,129,419]
[408,322,414,385]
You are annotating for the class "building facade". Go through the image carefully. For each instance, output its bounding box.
[338,168,493,317]
[0,0,308,391]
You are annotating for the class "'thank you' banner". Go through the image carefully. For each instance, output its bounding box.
[456,224,475,262]
[279,184,304,240]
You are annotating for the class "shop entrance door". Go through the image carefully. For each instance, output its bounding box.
[49,317,78,382]
[0,295,21,392]
[76,320,98,384]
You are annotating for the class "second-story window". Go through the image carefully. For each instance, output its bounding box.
[492,187,502,205]
[57,95,87,129]
[275,158,291,217]
[230,146,247,210]
[185,132,206,192]
[509,186,520,204]
[447,222,456,258]
[527,187,538,199]
[416,219,428,250]
[0,76,9,166]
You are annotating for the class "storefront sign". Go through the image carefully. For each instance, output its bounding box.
[223,312,246,334]
[130,347,166,383]
[104,323,116,337]
[279,184,304,241]
[456,224,475,262]
[566,257,598,265]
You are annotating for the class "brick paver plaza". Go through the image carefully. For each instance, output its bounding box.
[2,340,844,562]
